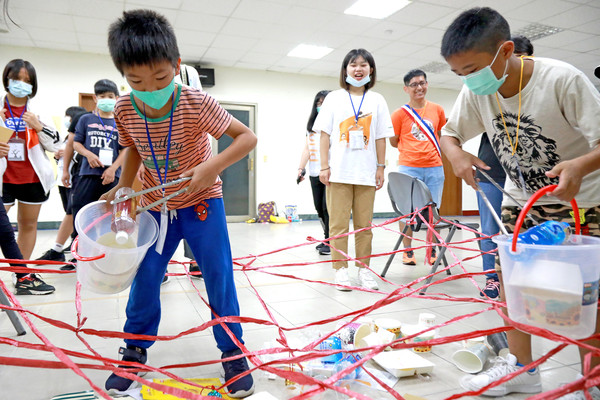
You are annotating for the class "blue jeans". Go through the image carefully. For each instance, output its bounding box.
[397,165,445,207]
[124,198,244,352]
[476,181,504,279]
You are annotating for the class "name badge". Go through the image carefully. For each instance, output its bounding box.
[349,125,364,150]
[99,148,113,166]
[156,203,168,255]
[8,137,26,161]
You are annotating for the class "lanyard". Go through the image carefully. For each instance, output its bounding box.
[495,56,524,156]
[5,99,26,138]
[348,91,366,124]
[95,113,117,144]
[143,92,175,195]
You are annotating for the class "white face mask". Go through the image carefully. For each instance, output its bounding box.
[346,75,371,88]
[64,118,71,129]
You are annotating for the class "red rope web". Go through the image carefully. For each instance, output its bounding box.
[0,210,599,399]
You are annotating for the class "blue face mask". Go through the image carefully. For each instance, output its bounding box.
[8,79,33,98]
[97,98,116,112]
[461,44,509,96]
[346,75,370,88]
[316,106,321,113]
[131,77,175,110]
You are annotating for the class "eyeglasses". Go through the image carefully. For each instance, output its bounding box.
[408,81,428,88]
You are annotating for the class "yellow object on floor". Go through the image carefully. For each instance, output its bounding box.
[141,378,233,400]
[270,215,289,224]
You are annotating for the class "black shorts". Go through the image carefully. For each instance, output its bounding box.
[2,182,49,205]
[59,185,72,214]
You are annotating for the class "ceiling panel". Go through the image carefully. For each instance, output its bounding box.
[1,0,599,90]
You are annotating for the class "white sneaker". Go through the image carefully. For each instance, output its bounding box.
[358,268,379,290]
[334,268,352,291]
[460,353,542,396]
[557,374,600,400]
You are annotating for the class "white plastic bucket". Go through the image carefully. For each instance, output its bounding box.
[73,201,159,294]
[493,185,600,339]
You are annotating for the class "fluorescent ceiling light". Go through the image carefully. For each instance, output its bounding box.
[513,23,563,41]
[344,0,410,19]
[287,44,333,60]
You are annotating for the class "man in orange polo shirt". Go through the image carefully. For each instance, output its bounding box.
[390,69,446,265]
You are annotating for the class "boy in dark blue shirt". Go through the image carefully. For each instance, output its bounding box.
[71,79,124,238]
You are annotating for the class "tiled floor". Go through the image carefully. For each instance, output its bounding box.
[0,218,584,399]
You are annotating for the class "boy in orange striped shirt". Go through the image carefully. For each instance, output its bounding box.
[102,9,257,398]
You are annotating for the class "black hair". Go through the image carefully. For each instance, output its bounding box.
[441,7,510,59]
[65,106,86,118]
[404,69,427,86]
[108,9,180,75]
[512,35,534,56]
[68,111,90,134]
[306,90,330,132]
[339,49,377,90]
[2,59,38,98]
[94,79,119,96]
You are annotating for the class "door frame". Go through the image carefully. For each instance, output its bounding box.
[215,101,257,222]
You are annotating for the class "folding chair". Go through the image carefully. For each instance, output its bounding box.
[381,172,481,294]
[0,287,26,336]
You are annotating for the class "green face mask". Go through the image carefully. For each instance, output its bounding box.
[97,98,116,112]
[131,77,175,110]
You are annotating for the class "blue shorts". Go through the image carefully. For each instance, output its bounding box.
[397,165,445,207]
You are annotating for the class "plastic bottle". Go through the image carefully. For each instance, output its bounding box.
[111,187,137,244]
[517,221,571,245]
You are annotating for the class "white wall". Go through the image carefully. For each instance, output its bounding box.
[1,45,477,223]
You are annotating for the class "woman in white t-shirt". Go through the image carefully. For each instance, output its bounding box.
[313,49,394,291]
[297,90,330,255]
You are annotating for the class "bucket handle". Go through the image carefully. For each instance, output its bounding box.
[71,236,106,262]
[511,184,581,252]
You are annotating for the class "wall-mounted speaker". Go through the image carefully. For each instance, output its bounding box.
[193,66,215,88]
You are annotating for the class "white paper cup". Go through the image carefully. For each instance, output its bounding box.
[335,321,373,345]
[462,336,486,348]
[374,318,402,339]
[418,312,436,328]
[452,343,492,373]
[357,329,396,350]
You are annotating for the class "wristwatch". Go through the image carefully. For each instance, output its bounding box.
[376,163,386,168]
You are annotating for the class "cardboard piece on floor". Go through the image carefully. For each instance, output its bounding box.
[0,125,14,143]
[141,378,233,400]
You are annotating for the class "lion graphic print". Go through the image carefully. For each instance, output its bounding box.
[490,111,560,192]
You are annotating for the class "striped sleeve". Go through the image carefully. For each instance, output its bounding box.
[196,93,232,140]
[115,97,134,147]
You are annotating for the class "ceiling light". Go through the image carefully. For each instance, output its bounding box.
[287,44,333,60]
[344,0,411,19]
[513,23,563,41]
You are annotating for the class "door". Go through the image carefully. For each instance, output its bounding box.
[79,93,95,111]
[439,151,462,216]
[216,103,256,222]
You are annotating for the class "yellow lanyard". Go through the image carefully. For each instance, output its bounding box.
[495,56,524,156]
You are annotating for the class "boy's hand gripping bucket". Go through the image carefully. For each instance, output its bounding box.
[493,185,600,339]
[72,201,159,294]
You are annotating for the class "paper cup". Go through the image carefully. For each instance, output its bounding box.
[402,325,435,353]
[418,312,436,328]
[335,321,373,346]
[374,318,402,339]
[462,336,486,348]
[357,329,396,350]
[452,343,492,373]
[486,332,509,357]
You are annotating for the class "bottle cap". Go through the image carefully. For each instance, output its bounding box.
[115,230,129,245]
